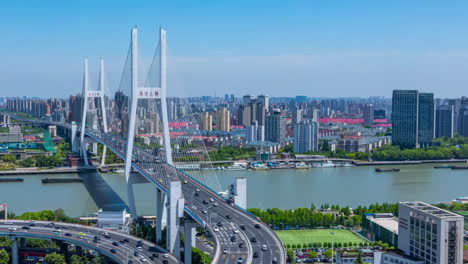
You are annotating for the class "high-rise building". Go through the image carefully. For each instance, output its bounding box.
[245,121,264,142]
[459,97,468,137]
[293,120,319,153]
[292,108,303,124]
[216,108,230,132]
[392,90,419,148]
[363,104,374,127]
[257,95,269,113]
[436,105,454,138]
[199,112,212,131]
[265,109,285,143]
[448,98,461,135]
[243,95,253,104]
[398,201,464,264]
[418,93,435,147]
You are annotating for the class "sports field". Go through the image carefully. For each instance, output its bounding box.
[275,229,365,245]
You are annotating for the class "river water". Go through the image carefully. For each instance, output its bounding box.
[0,163,466,217]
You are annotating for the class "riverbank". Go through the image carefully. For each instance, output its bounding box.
[0,166,97,176]
[353,159,468,166]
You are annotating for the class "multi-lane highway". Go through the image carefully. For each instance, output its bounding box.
[9,116,286,264]
[0,220,179,264]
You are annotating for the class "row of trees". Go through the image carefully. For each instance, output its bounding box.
[248,203,399,228]
[371,144,468,161]
[208,146,256,161]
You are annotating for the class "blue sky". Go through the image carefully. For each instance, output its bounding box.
[1,0,468,98]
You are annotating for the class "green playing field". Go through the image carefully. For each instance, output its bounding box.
[275,229,365,246]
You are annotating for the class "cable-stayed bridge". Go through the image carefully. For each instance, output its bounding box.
[8,26,285,264]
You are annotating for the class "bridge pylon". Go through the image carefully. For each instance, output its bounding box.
[79,57,108,166]
[123,26,174,219]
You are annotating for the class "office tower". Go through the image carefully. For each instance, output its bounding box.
[265,109,285,143]
[436,105,454,138]
[459,97,468,137]
[243,95,253,104]
[418,93,435,147]
[250,101,266,126]
[448,98,461,135]
[398,201,464,264]
[392,90,419,148]
[245,121,265,142]
[309,108,320,122]
[257,95,269,112]
[292,107,303,124]
[216,108,230,132]
[363,104,374,127]
[199,112,212,131]
[293,120,319,153]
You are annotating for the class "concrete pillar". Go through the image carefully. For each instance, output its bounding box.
[230,177,247,209]
[184,221,197,264]
[76,245,83,255]
[58,241,70,263]
[156,189,167,244]
[71,121,77,153]
[19,238,26,248]
[166,181,184,258]
[126,177,137,218]
[10,237,18,264]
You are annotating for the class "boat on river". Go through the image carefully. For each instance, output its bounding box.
[375,168,400,172]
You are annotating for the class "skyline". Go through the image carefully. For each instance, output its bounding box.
[2,1,468,98]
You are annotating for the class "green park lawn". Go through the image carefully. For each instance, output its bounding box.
[275,229,365,246]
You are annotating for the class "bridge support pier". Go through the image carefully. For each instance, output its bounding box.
[166,181,184,258]
[19,238,26,248]
[71,121,78,153]
[126,177,137,218]
[101,145,107,166]
[156,189,167,244]
[10,236,18,264]
[229,177,247,209]
[184,220,197,264]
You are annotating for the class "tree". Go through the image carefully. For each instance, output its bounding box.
[323,249,335,259]
[303,243,308,249]
[354,252,364,264]
[287,249,294,263]
[0,249,9,264]
[3,155,16,163]
[70,255,82,264]
[44,253,66,264]
[307,251,318,259]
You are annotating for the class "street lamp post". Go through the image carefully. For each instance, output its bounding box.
[331,232,335,264]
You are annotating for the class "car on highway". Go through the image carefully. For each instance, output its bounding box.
[140,257,147,262]
[203,200,208,204]
[112,242,120,246]
[202,209,207,214]
[21,226,30,230]
[8,227,17,231]
[213,227,219,232]
[237,256,243,263]
[134,251,139,257]
[65,233,72,236]
[78,232,86,237]
[240,225,246,230]
[262,244,267,251]
[230,236,236,242]
[239,242,244,248]
[209,198,214,202]
[183,180,188,184]
[226,215,232,219]
[136,246,143,251]
[195,192,200,197]
[233,229,239,234]
[163,253,169,258]
[253,252,259,258]
[217,222,223,227]
[152,253,159,258]
[110,249,117,254]
[254,223,261,229]
[223,249,228,254]
[28,222,36,226]
[250,237,257,243]
[124,238,129,243]
[213,202,219,207]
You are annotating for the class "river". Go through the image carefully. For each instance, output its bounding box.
[0,163,466,217]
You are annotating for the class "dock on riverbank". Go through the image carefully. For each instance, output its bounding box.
[0,167,97,176]
[354,159,468,166]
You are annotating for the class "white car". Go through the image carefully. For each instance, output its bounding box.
[209,198,214,202]
[223,249,228,254]
[202,210,208,214]
[213,227,219,232]
[8,227,17,231]
[261,244,267,251]
[140,257,147,262]
[233,229,239,234]
[163,253,169,258]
